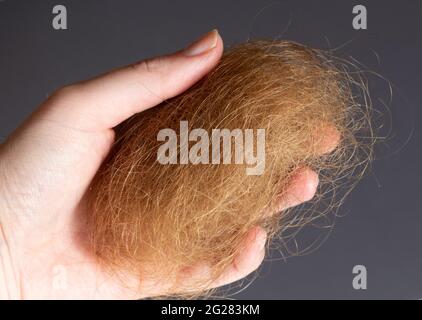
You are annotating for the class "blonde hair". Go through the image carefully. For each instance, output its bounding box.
[88,40,373,297]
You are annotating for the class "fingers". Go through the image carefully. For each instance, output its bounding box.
[274,125,341,212]
[177,227,267,292]
[154,125,341,295]
[35,29,223,132]
[275,166,319,212]
[314,124,341,155]
[212,227,267,288]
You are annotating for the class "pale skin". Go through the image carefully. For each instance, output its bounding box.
[0,30,338,299]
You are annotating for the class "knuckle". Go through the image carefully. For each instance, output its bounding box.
[132,57,166,75]
[50,84,81,103]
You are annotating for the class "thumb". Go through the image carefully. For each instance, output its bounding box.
[35,29,223,131]
[0,30,223,227]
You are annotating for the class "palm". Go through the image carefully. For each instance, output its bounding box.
[1,121,132,298]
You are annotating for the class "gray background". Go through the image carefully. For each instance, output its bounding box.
[0,0,421,299]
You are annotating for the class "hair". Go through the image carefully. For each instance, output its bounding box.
[87,40,374,297]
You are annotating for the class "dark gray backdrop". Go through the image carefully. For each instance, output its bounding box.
[0,0,421,299]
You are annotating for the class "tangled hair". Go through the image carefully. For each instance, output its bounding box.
[88,40,373,297]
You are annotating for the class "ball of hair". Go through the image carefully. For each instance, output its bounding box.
[88,40,373,297]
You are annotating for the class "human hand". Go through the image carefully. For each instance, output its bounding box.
[0,30,334,299]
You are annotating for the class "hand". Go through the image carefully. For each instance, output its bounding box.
[0,30,331,299]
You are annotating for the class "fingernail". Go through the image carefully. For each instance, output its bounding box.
[183,29,219,56]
